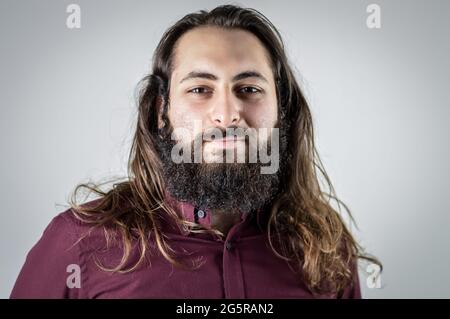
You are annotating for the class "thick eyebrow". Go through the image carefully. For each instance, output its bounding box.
[179,70,268,84]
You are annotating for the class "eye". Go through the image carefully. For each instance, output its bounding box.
[238,86,261,94]
[187,87,211,94]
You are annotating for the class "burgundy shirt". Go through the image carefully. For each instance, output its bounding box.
[10,195,361,299]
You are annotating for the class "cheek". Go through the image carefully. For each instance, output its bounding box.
[242,100,278,129]
[168,102,205,142]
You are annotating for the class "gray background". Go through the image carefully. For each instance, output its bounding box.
[1,0,449,298]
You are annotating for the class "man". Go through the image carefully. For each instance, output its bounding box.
[11,4,378,299]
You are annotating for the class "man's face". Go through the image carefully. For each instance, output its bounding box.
[167,26,278,162]
[156,26,282,213]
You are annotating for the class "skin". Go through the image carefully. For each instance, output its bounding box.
[165,26,278,236]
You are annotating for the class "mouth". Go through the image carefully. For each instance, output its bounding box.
[207,136,245,148]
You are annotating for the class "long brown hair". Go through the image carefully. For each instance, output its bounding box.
[68,4,381,295]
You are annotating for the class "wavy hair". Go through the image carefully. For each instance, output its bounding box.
[68,4,381,295]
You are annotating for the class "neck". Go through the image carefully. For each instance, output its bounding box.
[210,209,243,237]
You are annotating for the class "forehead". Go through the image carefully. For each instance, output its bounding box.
[171,26,274,81]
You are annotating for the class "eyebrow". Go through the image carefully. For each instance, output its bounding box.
[179,70,268,84]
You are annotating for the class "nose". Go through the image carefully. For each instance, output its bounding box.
[209,89,241,128]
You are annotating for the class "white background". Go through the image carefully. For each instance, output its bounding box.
[1,0,449,298]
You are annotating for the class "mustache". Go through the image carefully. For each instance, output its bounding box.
[193,126,256,144]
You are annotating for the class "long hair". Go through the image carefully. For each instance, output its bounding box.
[68,4,381,295]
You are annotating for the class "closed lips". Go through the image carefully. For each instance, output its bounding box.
[207,136,245,147]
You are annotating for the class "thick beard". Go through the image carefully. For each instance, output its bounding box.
[155,127,287,214]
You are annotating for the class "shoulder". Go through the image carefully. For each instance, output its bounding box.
[24,207,87,261]
[43,208,87,241]
[33,205,103,256]
[10,203,103,299]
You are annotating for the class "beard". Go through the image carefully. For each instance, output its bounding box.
[155,124,288,214]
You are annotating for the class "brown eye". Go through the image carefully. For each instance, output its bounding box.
[188,87,210,94]
[238,86,261,94]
